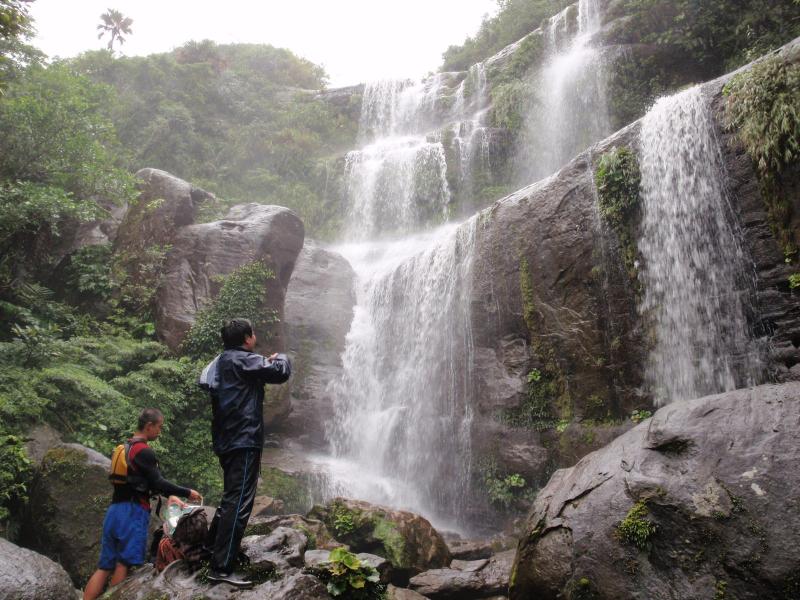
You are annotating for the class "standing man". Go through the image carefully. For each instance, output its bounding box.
[84,408,201,600]
[199,318,291,587]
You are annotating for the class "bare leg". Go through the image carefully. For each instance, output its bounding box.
[83,569,110,600]
[109,563,129,586]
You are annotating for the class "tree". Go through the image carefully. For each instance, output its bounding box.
[97,9,133,52]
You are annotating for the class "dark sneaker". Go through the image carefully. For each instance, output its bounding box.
[207,570,254,588]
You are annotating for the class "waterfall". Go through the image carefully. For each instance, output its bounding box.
[325,220,478,529]
[344,138,451,239]
[518,0,610,182]
[638,86,763,405]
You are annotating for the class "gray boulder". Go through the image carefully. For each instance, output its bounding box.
[245,512,339,550]
[240,526,307,572]
[155,202,305,358]
[281,240,356,449]
[309,497,451,583]
[510,382,800,599]
[20,443,110,587]
[105,560,328,600]
[408,550,514,599]
[0,537,76,600]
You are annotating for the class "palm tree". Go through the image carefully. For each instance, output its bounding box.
[97,9,133,52]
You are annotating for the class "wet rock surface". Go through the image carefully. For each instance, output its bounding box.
[155,202,304,356]
[245,512,340,550]
[0,537,77,600]
[20,443,110,587]
[309,498,452,583]
[281,240,356,449]
[510,382,800,600]
[408,550,514,599]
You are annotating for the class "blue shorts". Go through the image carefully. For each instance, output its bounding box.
[98,501,150,570]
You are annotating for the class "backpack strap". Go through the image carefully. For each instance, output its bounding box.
[125,437,150,494]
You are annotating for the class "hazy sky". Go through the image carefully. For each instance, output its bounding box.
[30,0,498,87]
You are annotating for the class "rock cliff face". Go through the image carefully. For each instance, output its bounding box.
[154,202,304,353]
[509,382,800,600]
[280,241,355,449]
[463,38,800,508]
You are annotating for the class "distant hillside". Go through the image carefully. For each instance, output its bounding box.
[70,41,362,236]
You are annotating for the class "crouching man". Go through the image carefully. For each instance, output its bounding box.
[83,408,201,600]
[199,318,291,587]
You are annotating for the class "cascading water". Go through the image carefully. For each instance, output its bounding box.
[325,220,478,529]
[317,58,493,530]
[518,0,610,182]
[637,86,763,405]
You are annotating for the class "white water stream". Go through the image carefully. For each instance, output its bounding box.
[518,0,610,182]
[638,86,763,405]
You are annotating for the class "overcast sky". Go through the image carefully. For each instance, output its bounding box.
[29,0,498,87]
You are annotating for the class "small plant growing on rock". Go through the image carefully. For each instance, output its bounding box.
[332,504,357,536]
[617,499,658,550]
[311,547,384,599]
[594,147,642,283]
[630,409,653,423]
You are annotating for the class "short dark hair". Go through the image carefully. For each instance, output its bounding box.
[221,318,254,349]
[138,408,163,430]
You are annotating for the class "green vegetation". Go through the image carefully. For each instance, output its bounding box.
[477,457,535,511]
[441,0,569,71]
[714,580,728,600]
[182,260,277,359]
[613,0,800,73]
[333,503,358,536]
[617,499,658,550]
[595,147,642,282]
[490,80,530,131]
[503,257,570,428]
[69,42,359,237]
[258,467,312,514]
[310,547,385,599]
[724,56,800,261]
[630,409,653,423]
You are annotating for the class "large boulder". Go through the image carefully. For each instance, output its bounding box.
[245,513,340,550]
[115,168,214,253]
[281,240,356,449]
[408,550,515,600]
[465,36,800,525]
[155,202,305,355]
[105,560,330,600]
[309,498,451,583]
[20,443,110,586]
[510,382,800,599]
[0,537,77,600]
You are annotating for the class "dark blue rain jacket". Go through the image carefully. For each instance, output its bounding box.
[198,348,291,456]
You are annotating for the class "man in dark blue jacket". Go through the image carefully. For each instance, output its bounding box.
[198,318,291,587]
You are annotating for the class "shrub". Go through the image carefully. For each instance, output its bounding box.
[724,56,800,259]
[182,260,277,359]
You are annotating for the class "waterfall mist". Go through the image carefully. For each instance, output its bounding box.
[516,0,610,183]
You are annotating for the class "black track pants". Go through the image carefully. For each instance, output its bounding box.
[207,448,261,572]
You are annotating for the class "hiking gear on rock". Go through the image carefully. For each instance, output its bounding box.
[98,501,150,570]
[199,349,291,456]
[207,448,261,574]
[206,569,254,588]
[155,506,210,572]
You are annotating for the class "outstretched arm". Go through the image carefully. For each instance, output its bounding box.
[239,352,292,384]
[132,447,191,498]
